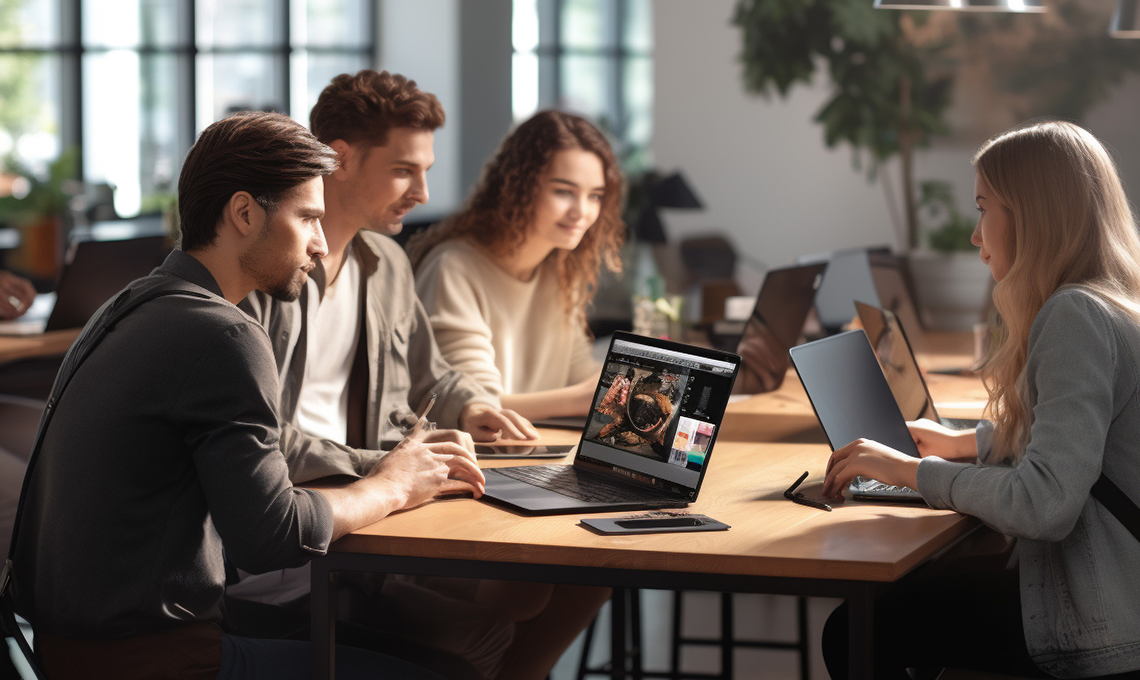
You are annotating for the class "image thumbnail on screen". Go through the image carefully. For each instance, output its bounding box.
[585,362,689,463]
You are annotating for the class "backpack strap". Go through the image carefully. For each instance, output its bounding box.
[1091,474,1140,544]
[0,279,213,668]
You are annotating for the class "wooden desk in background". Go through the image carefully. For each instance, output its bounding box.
[311,334,988,680]
[0,329,80,366]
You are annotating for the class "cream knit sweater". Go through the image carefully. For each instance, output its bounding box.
[414,239,598,397]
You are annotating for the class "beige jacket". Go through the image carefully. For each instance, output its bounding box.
[241,231,497,483]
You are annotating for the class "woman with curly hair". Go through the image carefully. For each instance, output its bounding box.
[408,110,625,421]
[820,120,1140,679]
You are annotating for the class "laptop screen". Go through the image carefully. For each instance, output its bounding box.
[578,334,739,499]
[790,330,921,457]
[735,263,826,394]
[855,301,938,422]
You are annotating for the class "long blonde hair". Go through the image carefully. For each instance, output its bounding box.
[975,120,1140,463]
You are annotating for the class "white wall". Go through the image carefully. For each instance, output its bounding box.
[651,0,1140,291]
[652,0,900,282]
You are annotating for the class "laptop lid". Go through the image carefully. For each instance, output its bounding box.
[868,253,925,348]
[800,248,880,332]
[45,236,171,332]
[734,262,827,394]
[854,301,939,423]
[789,330,920,458]
[576,332,741,502]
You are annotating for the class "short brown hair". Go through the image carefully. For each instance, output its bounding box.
[177,111,338,252]
[309,70,445,147]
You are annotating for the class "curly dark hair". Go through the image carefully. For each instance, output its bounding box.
[309,70,445,147]
[407,110,625,328]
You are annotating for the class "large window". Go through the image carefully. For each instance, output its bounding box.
[512,0,652,150]
[0,0,374,218]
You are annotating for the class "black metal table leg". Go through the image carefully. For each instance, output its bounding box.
[311,557,336,680]
[847,583,876,680]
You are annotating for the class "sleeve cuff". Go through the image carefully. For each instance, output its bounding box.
[295,487,334,555]
[916,456,972,510]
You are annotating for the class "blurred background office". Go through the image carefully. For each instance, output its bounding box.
[2,1,1139,678]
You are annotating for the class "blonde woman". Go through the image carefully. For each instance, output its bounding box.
[821,121,1140,679]
[408,110,624,421]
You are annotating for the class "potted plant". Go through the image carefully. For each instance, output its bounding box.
[0,149,78,281]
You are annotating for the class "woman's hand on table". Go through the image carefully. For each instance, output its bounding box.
[908,418,978,462]
[822,439,921,499]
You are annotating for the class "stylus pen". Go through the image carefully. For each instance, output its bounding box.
[784,471,832,512]
[409,393,438,437]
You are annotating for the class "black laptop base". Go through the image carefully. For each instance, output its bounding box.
[481,468,689,516]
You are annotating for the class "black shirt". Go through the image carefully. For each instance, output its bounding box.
[12,250,333,639]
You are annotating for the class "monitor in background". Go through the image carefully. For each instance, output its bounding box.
[856,300,937,422]
[868,252,925,349]
[45,236,171,332]
[799,248,880,333]
[734,262,827,394]
[856,300,981,431]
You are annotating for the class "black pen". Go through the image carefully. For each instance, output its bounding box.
[784,471,832,511]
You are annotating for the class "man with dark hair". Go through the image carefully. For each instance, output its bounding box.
[230,71,606,680]
[9,111,478,680]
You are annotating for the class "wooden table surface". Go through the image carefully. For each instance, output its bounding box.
[333,333,988,584]
[0,329,80,366]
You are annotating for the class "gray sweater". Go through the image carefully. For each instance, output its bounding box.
[12,250,334,639]
[918,288,1140,678]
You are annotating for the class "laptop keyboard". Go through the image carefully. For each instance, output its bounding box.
[495,465,665,504]
[851,476,923,499]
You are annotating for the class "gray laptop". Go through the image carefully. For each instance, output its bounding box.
[789,330,925,502]
[798,248,881,333]
[855,301,980,431]
[480,332,740,515]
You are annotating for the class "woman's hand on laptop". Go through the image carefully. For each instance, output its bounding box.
[907,419,978,462]
[822,439,920,499]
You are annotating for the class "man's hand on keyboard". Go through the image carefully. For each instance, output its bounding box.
[822,438,921,500]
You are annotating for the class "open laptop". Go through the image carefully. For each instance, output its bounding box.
[733,262,827,394]
[798,248,881,334]
[0,236,170,335]
[854,301,980,430]
[867,252,925,346]
[481,332,741,515]
[789,330,925,502]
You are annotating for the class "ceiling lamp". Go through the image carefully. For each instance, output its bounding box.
[873,0,1046,11]
[1110,0,1140,37]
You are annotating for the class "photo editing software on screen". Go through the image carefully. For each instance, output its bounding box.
[580,338,736,496]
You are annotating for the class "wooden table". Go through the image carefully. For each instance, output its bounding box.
[311,338,987,680]
[0,329,80,366]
